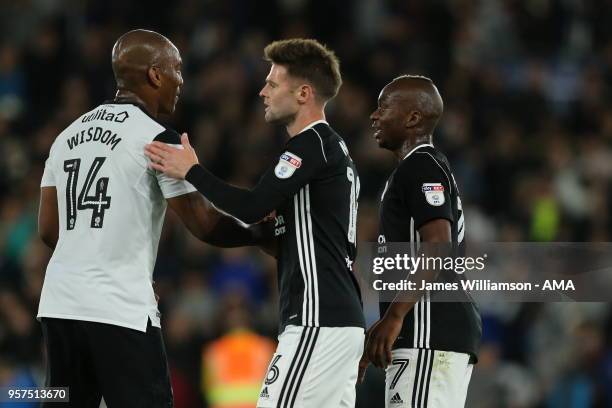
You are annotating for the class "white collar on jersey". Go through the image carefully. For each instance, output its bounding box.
[297,119,328,135]
[403,143,434,160]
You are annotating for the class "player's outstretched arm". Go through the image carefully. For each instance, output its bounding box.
[38,187,59,249]
[167,191,275,249]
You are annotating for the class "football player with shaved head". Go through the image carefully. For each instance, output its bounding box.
[38,29,263,407]
[363,75,482,408]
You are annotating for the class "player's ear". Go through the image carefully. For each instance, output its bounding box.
[148,66,163,89]
[296,84,313,104]
[405,110,422,128]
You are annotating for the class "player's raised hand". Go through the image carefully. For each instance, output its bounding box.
[145,132,199,179]
[365,314,403,368]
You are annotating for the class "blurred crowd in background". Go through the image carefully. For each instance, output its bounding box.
[1,0,612,407]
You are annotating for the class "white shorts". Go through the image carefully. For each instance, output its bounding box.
[257,325,364,408]
[385,348,473,408]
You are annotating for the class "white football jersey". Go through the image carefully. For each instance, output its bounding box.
[38,102,195,332]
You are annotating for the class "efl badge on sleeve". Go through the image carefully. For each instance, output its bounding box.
[275,151,302,179]
[422,183,445,206]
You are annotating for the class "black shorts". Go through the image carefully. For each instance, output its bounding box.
[40,317,173,408]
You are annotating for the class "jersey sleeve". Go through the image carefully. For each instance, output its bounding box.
[40,156,56,187]
[185,129,326,224]
[152,129,197,198]
[401,153,454,229]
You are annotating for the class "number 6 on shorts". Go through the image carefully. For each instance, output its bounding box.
[265,354,282,385]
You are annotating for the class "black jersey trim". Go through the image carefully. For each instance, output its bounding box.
[411,349,423,407]
[152,129,181,144]
[283,328,315,407]
[412,349,434,408]
[288,327,319,407]
[277,327,319,408]
[106,98,166,127]
[422,350,434,408]
[277,328,308,406]
[104,98,179,138]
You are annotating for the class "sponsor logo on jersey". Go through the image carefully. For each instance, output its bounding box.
[274,215,286,236]
[422,183,445,206]
[260,386,270,399]
[81,108,129,124]
[275,151,302,179]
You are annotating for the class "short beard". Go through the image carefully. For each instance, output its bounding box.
[267,111,296,127]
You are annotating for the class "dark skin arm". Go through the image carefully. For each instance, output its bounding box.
[363,218,451,370]
[38,187,59,249]
[167,191,277,253]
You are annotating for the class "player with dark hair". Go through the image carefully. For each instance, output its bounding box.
[363,75,481,407]
[38,29,262,407]
[145,38,365,407]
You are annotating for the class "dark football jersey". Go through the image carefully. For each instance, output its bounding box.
[378,144,481,360]
[186,121,365,331]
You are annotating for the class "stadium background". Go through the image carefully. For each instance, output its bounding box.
[1,0,611,407]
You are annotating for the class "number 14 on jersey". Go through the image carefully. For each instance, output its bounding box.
[63,157,111,230]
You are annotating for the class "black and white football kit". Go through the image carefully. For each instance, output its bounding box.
[378,143,482,408]
[185,120,365,407]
